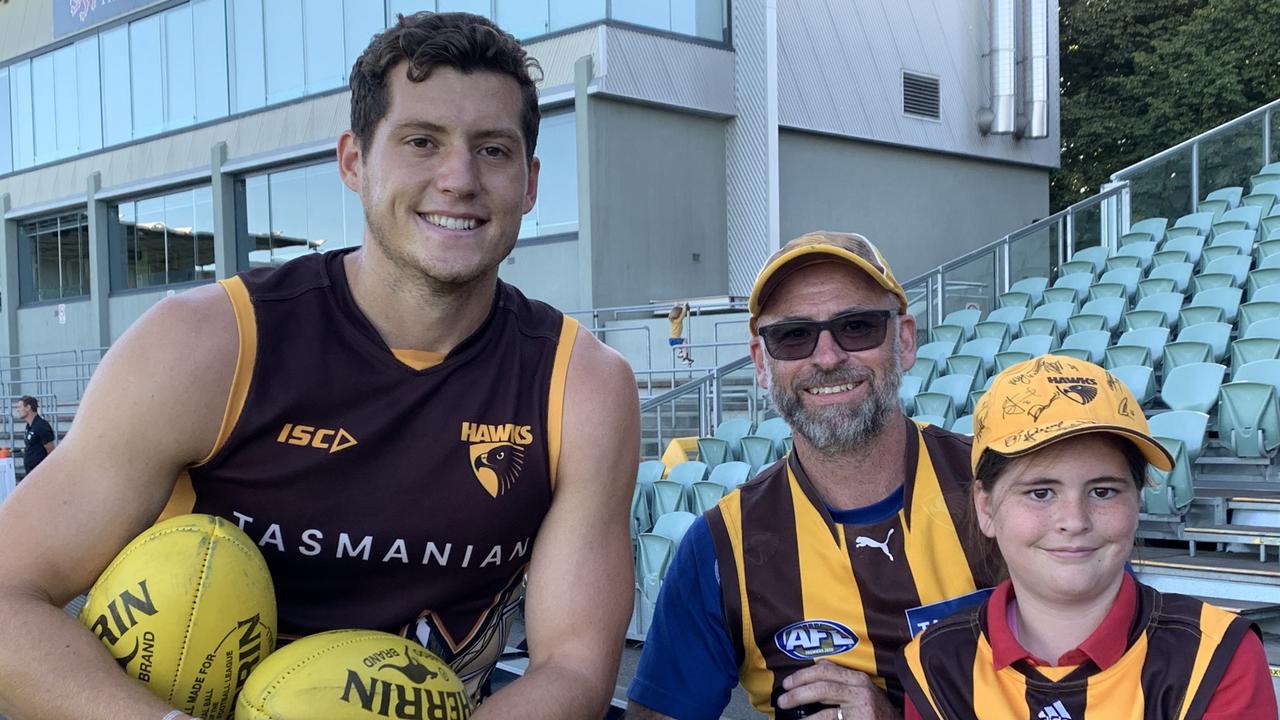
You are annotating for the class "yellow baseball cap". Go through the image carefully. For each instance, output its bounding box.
[971,355,1174,475]
[748,231,909,334]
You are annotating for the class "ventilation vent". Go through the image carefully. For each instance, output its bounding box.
[903,72,941,120]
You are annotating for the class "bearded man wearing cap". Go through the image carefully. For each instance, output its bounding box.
[626,232,998,720]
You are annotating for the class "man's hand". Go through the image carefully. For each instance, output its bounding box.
[777,661,901,720]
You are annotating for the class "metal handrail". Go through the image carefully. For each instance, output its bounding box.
[640,355,753,411]
[1110,98,1280,181]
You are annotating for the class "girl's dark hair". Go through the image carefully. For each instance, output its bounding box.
[349,12,543,165]
[964,433,1149,581]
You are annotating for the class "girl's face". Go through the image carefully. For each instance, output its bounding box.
[974,434,1141,609]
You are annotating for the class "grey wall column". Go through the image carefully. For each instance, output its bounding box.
[86,173,111,347]
[725,0,779,297]
[0,194,16,358]
[573,55,595,312]
[211,142,238,280]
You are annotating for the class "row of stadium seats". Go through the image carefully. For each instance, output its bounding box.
[695,417,792,474]
[631,509,697,639]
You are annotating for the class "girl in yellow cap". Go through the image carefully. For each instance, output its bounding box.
[897,355,1275,720]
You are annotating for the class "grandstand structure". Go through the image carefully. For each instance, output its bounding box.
[628,98,1280,698]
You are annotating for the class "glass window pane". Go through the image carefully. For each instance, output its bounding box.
[37,225,61,302]
[130,14,164,138]
[343,0,385,80]
[305,163,343,253]
[194,187,215,280]
[438,1,490,17]
[164,5,197,130]
[164,190,196,284]
[10,62,34,170]
[675,0,725,41]
[0,69,11,174]
[496,1,548,39]
[192,0,230,122]
[100,25,132,147]
[134,197,167,288]
[304,0,345,93]
[112,201,136,291]
[387,1,436,20]
[232,0,266,112]
[31,53,56,164]
[612,0,670,32]
[268,166,309,263]
[264,0,305,104]
[532,113,577,233]
[53,46,78,158]
[244,173,271,268]
[75,37,103,153]
[60,215,90,298]
[1197,116,1264,203]
[551,0,603,31]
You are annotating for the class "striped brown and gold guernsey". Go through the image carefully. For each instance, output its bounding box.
[705,419,997,714]
[898,584,1260,720]
[162,248,577,701]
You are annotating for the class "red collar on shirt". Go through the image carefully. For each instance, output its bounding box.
[987,573,1136,670]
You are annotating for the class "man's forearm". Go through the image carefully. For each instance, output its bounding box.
[472,660,615,720]
[0,592,177,719]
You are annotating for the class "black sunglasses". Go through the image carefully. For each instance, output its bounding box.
[757,310,894,361]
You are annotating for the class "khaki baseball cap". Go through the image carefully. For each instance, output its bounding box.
[748,231,909,334]
[971,355,1174,475]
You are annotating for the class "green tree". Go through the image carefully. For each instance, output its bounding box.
[1054,0,1280,211]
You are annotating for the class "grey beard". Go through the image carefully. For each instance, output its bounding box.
[766,336,903,455]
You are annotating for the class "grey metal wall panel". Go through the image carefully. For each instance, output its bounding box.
[499,237,583,314]
[777,0,1059,168]
[0,1,54,63]
[778,130,1049,282]
[17,300,97,358]
[588,98,728,309]
[108,288,172,343]
[594,26,735,116]
[525,26,603,98]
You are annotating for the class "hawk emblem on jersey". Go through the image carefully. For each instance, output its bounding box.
[469,443,525,498]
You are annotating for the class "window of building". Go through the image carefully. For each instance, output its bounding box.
[0,68,11,175]
[111,187,216,292]
[520,112,578,238]
[18,211,91,305]
[238,161,365,270]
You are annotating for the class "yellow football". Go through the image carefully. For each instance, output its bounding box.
[235,629,472,720]
[79,513,276,720]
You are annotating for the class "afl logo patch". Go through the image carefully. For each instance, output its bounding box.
[774,620,858,660]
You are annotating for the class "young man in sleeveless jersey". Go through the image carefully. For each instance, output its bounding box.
[899,357,1275,720]
[0,12,638,720]
[626,232,999,720]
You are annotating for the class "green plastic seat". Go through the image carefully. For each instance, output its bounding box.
[1150,249,1190,268]
[708,461,751,491]
[1197,254,1252,288]
[1078,295,1129,328]
[1142,437,1193,515]
[1160,362,1226,414]
[1256,238,1280,262]
[689,481,728,514]
[1050,273,1094,305]
[1205,186,1244,209]
[1245,317,1280,340]
[977,306,1027,336]
[1196,198,1230,221]
[1103,344,1152,370]
[1066,313,1107,335]
[1177,305,1225,329]
[999,291,1033,309]
[1042,287,1083,308]
[1217,382,1280,458]
[738,436,777,474]
[1161,341,1213,372]
[994,350,1034,373]
[1105,255,1142,273]
[971,322,1011,349]
[1148,410,1210,462]
[1188,286,1242,324]
[945,355,986,388]
[907,356,938,386]
[1199,245,1242,267]
[714,418,754,460]
[1209,229,1256,258]
[1135,277,1178,302]
[1094,267,1141,300]
[1119,326,1171,364]
[912,413,950,429]
[1231,337,1280,369]
[1235,359,1280,397]
[668,460,708,488]
[1220,205,1263,231]
[1109,364,1156,406]
[929,325,965,352]
[1134,291,1185,327]
[1112,241,1157,272]
[1252,172,1280,191]
[953,337,1003,377]
[1147,262,1193,294]
[1169,211,1215,239]
[1238,301,1280,337]
[1007,277,1049,306]
[1059,330,1109,364]
[1174,322,1230,363]
[950,415,975,436]
[913,393,956,429]
[1247,268,1280,299]
[926,374,977,416]
[1161,235,1206,266]
[1119,231,1154,247]
[1130,218,1168,245]
[651,480,688,516]
[754,417,793,457]
[696,438,730,468]
[1068,245,1109,275]
[940,309,982,342]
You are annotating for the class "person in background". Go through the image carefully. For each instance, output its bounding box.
[899,355,1275,720]
[669,301,693,366]
[14,395,54,478]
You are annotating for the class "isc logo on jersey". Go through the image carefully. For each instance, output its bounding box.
[774,620,858,660]
[276,423,358,453]
[460,422,534,498]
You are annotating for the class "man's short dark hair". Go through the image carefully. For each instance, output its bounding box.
[18,396,36,412]
[349,12,542,165]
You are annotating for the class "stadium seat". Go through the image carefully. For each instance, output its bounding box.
[1162,341,1212,372]
[650,480,688,516]
[1160,362,1226,414]
[1148,410,1210,462]
[950,415,974,436]
[1067,245,1109,275]
[1119,231,1154,247]
[668,461,708,489]
[929,325,964,352]
[1187,286,1242,325]
[689,481,727,514]
[1131,291,1184,328]
[1092,267,1141,301]
[974,306,1027,340]
[637,511,696,630]
[1256,238,1280,263]
[1103,344,1152,370]
[1264,253,1280,270]
[651,510,697,545]
[1006,333,1054,358]
[1245,317,1280,340]
[1066,313,1106,335]
[916,341,954,369]
[708,461,750,490]
[1173,322,1230,363]
[1216,205,1263,233]
[1168,211,1215,239]
[1196,199,1230,221]
[1118,326,1171,364]
[632,460,667,536]
[1155,235,1206,267]
[1059,330,1109,364]
[1244,182,1280,212]
[715,418,753,459]
[1111,241,1156,272]
[638,459,666,486]
[1142,437,1193,516]
[738,436,776,475]
[1147,262,1193,294]
[940,309,982,342]
[1129,217,1168,245]
[753,417,792,458]
[1053,272,1095,304]
[1198,244,1242,268]
[1030,302,1075,336]
[908,357,938,386]
[1235,359,1280,396]
[1205,186,1244,210]
[1247,268,1280,299]
[1177,305,1225,329]
[1239,301,1280,337]
[696,437,731,468]
[1192,255,1252,293]
[1263,209,1280,237]
[925,374,975,418]
[1134,277,1178,302]
[998,291,1033,309]
[912,413,949,429]
[1208,229,1256,258]
[952,337,1003,378]
[1109,365,1156,406]
[1216,382,1280,457]
[945,355,986,388]
[1007,277,1049,306]
[1150,249,1189,268]
[1231,337,1280,369]
[1253,174,1280,193]
[993,351,1033,373]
